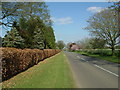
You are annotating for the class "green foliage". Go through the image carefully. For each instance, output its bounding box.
[0,37,2,47]
[17,17,37,48]
[14,16,55,49]
[80,49,120,57]
[33,27,45,49]
[76,50,120,63]
[110,1,120,12]
[1,2,52,28]
[56,41,65,49]
[2,2,56,49]
[19,17,28,30]
[3,28,24,48]
[44,26,56,49]
[114,50,120,57]
[115,45,120,49]
[89,38,106,49]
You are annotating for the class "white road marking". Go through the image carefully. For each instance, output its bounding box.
[77,56,80,58]
[81,58,87,62]
[81,58,84,60]
[94,65,119,77]
[77,55,118,77]
[77,56,88,62]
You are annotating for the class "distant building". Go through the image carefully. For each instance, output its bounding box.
[69,43,80,51]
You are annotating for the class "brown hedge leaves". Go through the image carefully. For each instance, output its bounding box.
[0,48,61,81]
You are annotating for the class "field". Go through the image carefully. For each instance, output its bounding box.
[75,49,120,63]
[1,52,76,88]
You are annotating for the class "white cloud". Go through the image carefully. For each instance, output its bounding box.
[87,7,104,13]
[51,17,73,25]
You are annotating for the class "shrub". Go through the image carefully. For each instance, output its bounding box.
[0,47,61,81]
[114,50,120,57]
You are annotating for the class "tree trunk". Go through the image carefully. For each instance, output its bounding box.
[111,46,115,56]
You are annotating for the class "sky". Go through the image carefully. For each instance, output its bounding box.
[46,2,112,44]
[1,0,111,2]
[1,1,113,44]
[2,0,117,2]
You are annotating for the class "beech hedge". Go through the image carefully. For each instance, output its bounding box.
[0,47,61,81]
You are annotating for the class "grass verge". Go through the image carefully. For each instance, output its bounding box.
[1,52,76,88]
[76,51,120,64]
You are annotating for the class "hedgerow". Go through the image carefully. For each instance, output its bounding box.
[0,47,61,81]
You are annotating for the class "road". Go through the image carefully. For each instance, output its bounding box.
[64,51,119,88]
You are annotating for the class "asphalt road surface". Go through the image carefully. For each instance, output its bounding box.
[64,51,119,88]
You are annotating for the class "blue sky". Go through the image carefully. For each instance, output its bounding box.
[46,2,112,44]
[1,2,113,44]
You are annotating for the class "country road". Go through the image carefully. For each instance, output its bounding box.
[64,51,119,88]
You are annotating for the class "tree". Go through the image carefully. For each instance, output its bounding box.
[44,26,56,49]
[16,17,39,48]
[1,2,23,27]
[110,1,120,46]
[89,38,106,49]
[32,17,56,49]
[2,27,24,48]
[66,42,72,50]
[2,2,56,49]
[75,38,91,49]
[0,37,2,47]
[1,2,52,28]
[109,1,120,12]
[17,16,56,49]
[56,41,65,50]
[75,38,106,49]
[33,27,45,49]
[85,9,120,55]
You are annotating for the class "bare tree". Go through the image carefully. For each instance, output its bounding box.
[85,9,120,55]
[1,2,52,28]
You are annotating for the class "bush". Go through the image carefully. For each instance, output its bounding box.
[114,50,120,57]
[79,49,119,57]
[0,47,61,81]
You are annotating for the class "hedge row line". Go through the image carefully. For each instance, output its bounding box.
[0,47,61,81]
[79,49,120,57]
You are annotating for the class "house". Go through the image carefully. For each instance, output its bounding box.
[69,43,80,51]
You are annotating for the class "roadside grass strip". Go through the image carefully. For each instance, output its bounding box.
[2,52,76,88]
[76,51,120,63]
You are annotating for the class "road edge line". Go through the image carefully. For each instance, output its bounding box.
[94,65,119,77]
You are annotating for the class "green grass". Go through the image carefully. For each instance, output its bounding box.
[76,51,120,63]
[2,52,76,88]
